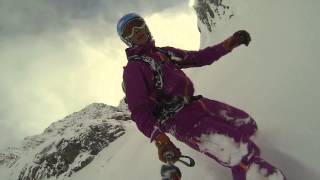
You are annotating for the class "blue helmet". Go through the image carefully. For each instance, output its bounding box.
[116,13,153,47]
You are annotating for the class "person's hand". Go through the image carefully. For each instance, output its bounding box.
[155,134,181,163]
[223,30,251,51]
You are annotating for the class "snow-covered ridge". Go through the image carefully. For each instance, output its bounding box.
[0,98,131,180]
[194,0,233,32]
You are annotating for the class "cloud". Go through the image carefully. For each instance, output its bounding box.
[0,0,193,150]
[0,0,186,38]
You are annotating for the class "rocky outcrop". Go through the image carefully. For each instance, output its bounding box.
[0,150,20,168]
[194,0,233,32]
[1,101,131,180]
[18,124,125,179]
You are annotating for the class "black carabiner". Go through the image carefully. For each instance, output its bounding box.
[178,155,195,167]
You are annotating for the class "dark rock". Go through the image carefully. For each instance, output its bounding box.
[18,120,126,179]
[194,0,233,32]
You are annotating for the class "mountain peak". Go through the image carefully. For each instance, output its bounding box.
[0,100,131,180]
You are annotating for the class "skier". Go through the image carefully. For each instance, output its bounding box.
[117,13,286,180]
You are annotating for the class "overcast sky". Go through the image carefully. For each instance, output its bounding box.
[0,0,201,149]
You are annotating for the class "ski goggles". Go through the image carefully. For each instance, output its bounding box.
[122,19,146,39]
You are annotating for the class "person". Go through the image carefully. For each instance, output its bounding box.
[117,13,286,180]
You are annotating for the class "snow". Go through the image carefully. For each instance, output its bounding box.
[246,163,284,180]
[60,122,160,180]
[196,133,248,166]
[190,0,320,179]
[1,0,320,180]
[219,110,252,127]
[50,122,234,180]
[0,102,128,180]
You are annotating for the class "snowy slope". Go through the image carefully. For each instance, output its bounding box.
[0,101,130,180]
[1,99,232,180]
[55,122,235,180]
[191,0,320,179]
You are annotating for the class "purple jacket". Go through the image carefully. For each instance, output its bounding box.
[123,40,230,141]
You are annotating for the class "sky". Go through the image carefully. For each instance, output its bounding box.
[0,0,199,149]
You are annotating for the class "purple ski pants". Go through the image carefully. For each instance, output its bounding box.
[163,97,286,180]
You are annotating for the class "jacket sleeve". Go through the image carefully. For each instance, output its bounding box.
[123,61,163,142]
[162,42,230,69]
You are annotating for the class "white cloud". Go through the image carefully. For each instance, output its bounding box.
[0,0,185,37]
[145,8,200,50]
[0,2,198,149]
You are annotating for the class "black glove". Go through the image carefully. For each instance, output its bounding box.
[233,30,251,46]
[155,134,181,163]
[223,30,251,51]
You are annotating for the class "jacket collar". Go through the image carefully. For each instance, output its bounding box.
[125,40,156,59]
